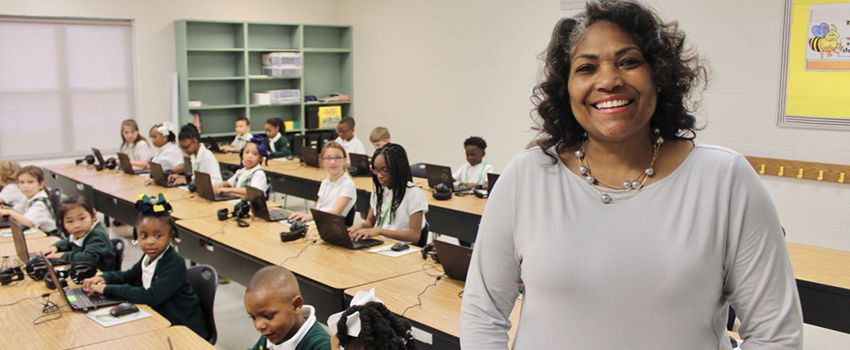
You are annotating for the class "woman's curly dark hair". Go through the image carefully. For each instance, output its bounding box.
[532,0,707,161]
[335,302,417,350]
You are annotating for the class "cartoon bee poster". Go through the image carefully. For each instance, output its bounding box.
[782,0,850,127]
[805,3,850,69]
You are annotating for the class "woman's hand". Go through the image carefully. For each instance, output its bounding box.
[288,212,310,222]
[45,251,64,260]
[349,228,381,241]
[42,246,59,256]
[169,175,187,185]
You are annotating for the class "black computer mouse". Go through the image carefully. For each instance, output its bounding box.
[110,302,139,317]
[391,242,409,251]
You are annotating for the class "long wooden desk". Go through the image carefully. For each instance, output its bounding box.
[215,153,487,243]
[787,242,850,333]
[174,217,426,323]
[344,268,521,350]
[74,326,215,350]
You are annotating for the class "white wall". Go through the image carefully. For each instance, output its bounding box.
[340,0,850,251]
[0,0,343,136]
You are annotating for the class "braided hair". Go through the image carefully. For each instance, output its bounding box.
[335,302,417,350]
[371,143,412,225]
[134,194,177,241]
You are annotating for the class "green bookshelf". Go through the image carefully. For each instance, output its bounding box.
[175,20,352,138]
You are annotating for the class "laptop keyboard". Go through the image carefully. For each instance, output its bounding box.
[67,288,112,308]
[269,209,290,221]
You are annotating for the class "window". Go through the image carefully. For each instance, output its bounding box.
[0,16,136,159]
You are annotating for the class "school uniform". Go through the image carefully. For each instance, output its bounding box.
[370,182,428,242]
[249,305,330,350]
[101,246,209,339]
[0,183,25,208]
[20,191,57,233]
[191,145,222,183]
[231,132,253,149]
[121,140,151,161]
[227,165,269,193]
[316,173,356,217]
[150,142,183,171]
[452,162,494,187]
[334,134,366,157]
[265,133,292,158]
[52,221,117,271]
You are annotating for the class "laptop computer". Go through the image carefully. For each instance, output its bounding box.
[487,173,500,195]
[91,147,106,169]
[433,240,473,281]
[150,162,180,188]
[117,152,149,175]
[42,257,125,312]
[0,216,8,228]
[246,186,291,221]
[311,208,382,250]
[301,147,320,168]
[12,220,65,265]
[348,153,371,177]
[194,171,240,202]
[425,164,454,189]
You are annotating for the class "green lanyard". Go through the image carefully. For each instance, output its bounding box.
[123,143,135,160]
[464,162,487,184]
[237,167,260,188]
[151,148,162,163]
[377,197,393,228]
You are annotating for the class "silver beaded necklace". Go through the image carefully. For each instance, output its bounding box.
[575,128,664,204]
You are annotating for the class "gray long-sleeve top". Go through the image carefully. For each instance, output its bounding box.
[460,143,802,349]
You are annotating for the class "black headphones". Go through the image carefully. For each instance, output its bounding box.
[45,275,68,290]
[473,187,488,198]
[280,220,308,242]
[132,218,180,245]
[421,242,440,263]
[104,157,117,170]
[66,261,97,284]
[0,266,24,285]
[25,258,48,281]
[432,183,452,201]
[75,155,96,166]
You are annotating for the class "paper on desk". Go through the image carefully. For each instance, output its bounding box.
[86,307,152,327]
[226,199,242,205]
[278,220,315,226]
[272,158,293,163]
[0,227,38,237]
[138,173,151,178]
[178,186,190,191]
[369,245,420,258]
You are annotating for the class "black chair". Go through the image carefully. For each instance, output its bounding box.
[416,223,430,248]
[345,208,356,227]
[187,264,218,345]
[47,187,64,238]
[410,163,427,178]
[110,237,126,271]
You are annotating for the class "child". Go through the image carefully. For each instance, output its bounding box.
[453,136,493,191]
[288,141,356,222]
[42,195,117,271]
[220,117,253,153]
[119,119,151,161]
[0,166,57,234]
[214,137,269,196]
[169,123,222,185]
[244,265,330,350]
[82,194,208,339]
[334,116,366,157]
[131,122,184,172]
[0,160,24,208]
[263,118,292,158]
[327,289,416,350]
[369,127,391,151]
[348,144,428,244]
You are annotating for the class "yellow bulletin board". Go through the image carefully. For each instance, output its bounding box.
[780,0,850,129]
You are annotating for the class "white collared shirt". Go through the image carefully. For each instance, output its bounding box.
[269,133,282,152]
[21,190,57,233]
[317,173,356,217]
[369,182,428,239]
[0,183,25,208]
[151,142,183,171]
[68,220,99,247]
[191,145,222,183]
[227,165,268,192]
[335,134,366,158]
[452,162,494,187]
[266,305,317,350]
[141,245,170,289]
[232,132,253,148]
[121,141,152,161]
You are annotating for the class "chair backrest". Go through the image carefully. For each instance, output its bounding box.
[187,264,218,345]
[110,237,126,271]
[417,222,430,248]
[345,207,356,227]
[47,187,64,238]
[410,163,427,178]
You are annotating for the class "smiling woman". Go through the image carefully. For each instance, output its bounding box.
[459,1,803,349]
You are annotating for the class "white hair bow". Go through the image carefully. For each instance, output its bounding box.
[156,121,175,136]
[327,287,383,337]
